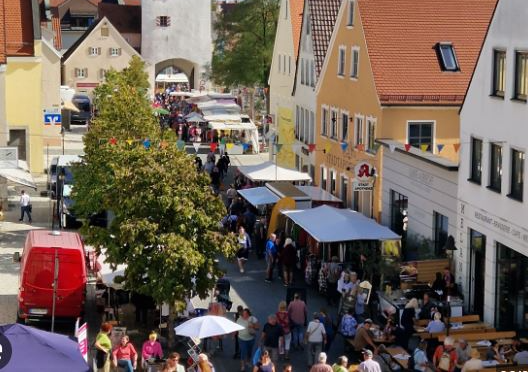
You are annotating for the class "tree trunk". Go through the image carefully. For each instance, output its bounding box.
[167,302,176,349]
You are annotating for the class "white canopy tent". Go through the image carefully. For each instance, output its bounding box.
[238,162,311,182]
[0,160,37,189]
[237,187,280,207]
[282,205,400,243]
[155,73,189,83]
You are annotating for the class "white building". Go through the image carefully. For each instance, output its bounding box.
[141,0,212,91]
[379,141,458,260]
[268,0,303,169]
[457,0,528,330]
[292,0,341,180]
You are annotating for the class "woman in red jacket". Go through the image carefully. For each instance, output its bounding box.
[112,335,138,372]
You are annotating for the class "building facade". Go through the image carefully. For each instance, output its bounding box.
[62,17,141,97]
[141,0,212,91]
[292,0,341,180]
[457,0,528,329]
[268,0,303,169]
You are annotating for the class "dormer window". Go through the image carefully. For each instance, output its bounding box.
[437,43,459,71]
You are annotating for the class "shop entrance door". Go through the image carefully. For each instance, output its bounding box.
[469,229,486,319]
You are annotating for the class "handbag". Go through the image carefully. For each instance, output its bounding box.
[28,204,32,213]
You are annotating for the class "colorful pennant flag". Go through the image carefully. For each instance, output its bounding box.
[308,144,316,153]
[324,142,331,154]
[193,142,201,153]
[437,144,445,153]
[226,143,234,150]
[340,142,348,152]
[420,144,429,152]
[404,144,412,151]
[389,144,396,153]
[143,138,151,149]
[109,137,117,145]
[160,140,168,149]
[126,139,134,146]
[356,144,365,152]
[275,143,283,153]
[176,140,185,150]
[210,143,218,152]
[453,143,461,152]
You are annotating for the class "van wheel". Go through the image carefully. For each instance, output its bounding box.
[16,313,24,324]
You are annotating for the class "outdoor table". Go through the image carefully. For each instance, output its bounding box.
[385,346,410,369]
[145,359,165,372]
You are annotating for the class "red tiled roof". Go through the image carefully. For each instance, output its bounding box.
[308,0,342,78]
[290,0,304,59]
[0,0,6,63]
[5,0,35,57]
[358,0,497,105]
[98,3,141,34]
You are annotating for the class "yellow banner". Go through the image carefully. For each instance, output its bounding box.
[277,107,295,168]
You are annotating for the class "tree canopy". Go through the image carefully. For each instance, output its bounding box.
[211,0,280,87]
[73,56,236,305]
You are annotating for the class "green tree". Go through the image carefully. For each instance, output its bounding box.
[212,0,280,87]
[73,58,237,340]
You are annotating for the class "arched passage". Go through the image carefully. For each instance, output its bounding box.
[154,58,199,91]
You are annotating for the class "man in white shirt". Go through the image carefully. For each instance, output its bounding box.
[359,349,382,372]
[305,313,327,367]
[19,190,32,223]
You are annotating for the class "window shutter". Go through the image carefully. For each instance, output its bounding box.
[97,47,101,55]
[84,68,88,78]
[74,68,79,78]
[156,16,161,26]
[167,17,171,26]
[118,48,122,56]
[88,47,92,55]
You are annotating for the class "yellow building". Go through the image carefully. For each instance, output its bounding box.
[315,0,495,221]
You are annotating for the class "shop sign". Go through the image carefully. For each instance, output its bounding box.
[353,162,375,191]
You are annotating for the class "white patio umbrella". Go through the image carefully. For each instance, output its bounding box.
[174,315,244,339]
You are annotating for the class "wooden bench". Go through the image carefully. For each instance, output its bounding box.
[415,315,482,327]
[438,331,516,343]
[418,326,496,340]
[403,259,449,284]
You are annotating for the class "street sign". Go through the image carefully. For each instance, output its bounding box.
[44,113,62,126]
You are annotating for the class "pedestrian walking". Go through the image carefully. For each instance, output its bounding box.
[95,322,113,372]
[265,234,277,282]
[332,356,349,372]
[261,314,284,365]
[253,350,275,372]
[276,301,291,360]
[359,349,382,372]
[339,308,357,353]
[318,309,335,352]
[287,293,307,350]
[160,352,185,372]
[237,226,251,274]
[309,352,332,372]
[197,354,215,372]
[233,305,244,359]
[254,216,267,259]
[282,364,293,372]
[237,308,260,371]
[19,190,32,223]
[281,238,296,286]
[305,313,327,367]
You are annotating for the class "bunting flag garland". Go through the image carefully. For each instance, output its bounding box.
[340,142,348,152]
[275,143,283,153]
[453,143,461,152]
[404,144,412,152]
[193,142,201,153]
[389,144,396,153]
[324,142,331,154]
[126,139,134,146]
[356,144,365,152]
[160,140,168,149]
[308,144,316,153]
[143,139,151,149]
[420,144,429,152]
[176,140,185,150]
[109,137,117,145]
[437,144,445,153]
[210,142,218,152]
[226,143,234,150]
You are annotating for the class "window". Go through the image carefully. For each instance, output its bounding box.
[492,50,506,97]
[469,137,483,184]
[284,55,287,75]
[109,47,121,57]
[310,60,315,87]
[100,27,109,37]
[390,190,408,235]
[330,109,338,139]
[295,106,300,139]
[366,118,376,152]
[340,176,348,207]
[341,112,349,141]
[309,111,315,144]
[306,18,310,35]
[354,115,363,146]
[88,47,101,56]
[514,51,528,101]
[408,122,433,151]
[321,107,328,136]
[338,47,346,76]
[285,0,288,19]
[320,167,327,190]
[304,109,309,143]
[8,129,26,161]
[350,47,359,78]
[300,108,305,142]
[305,59,309,85]
[437,43,459,71]
[433,212,449,256]
[330,170,336,195]
[99,69,108,80]
[157,16,170,27]
[509,149,524,201]
[300,58,304,84]
[288,56,291,75]
[347,0,355,26]
[74,68,88,78]
[488,143,502,192]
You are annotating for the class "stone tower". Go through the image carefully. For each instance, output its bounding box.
[141,0,212,91]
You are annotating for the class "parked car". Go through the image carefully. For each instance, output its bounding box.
[16,230,87,324]
[71,94,91,124]
[48,155,79,199]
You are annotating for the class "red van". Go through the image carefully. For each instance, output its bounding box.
[16,230,87,323]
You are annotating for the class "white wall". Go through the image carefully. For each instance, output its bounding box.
[381,149,458,253]
[292,4,316,174]
[141,0,212,89]
[457,0,528,324]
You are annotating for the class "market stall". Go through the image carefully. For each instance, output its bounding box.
[237,187,280,207]
[237,162,312,183]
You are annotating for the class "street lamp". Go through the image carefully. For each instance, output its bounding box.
[54,169,65,230]
[443,235,457,335]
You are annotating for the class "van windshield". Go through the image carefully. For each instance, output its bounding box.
[26,252,84,290]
